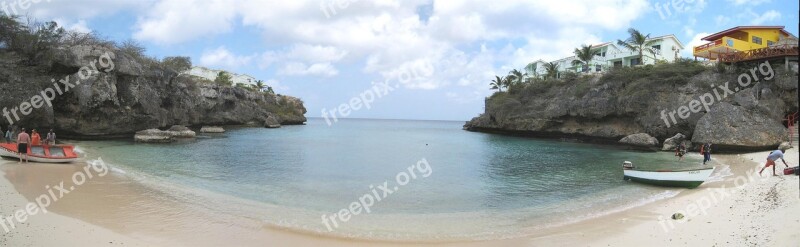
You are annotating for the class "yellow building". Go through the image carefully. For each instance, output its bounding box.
[693,26,797,62]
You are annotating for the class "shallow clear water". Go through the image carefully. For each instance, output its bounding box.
[76,118,703,241]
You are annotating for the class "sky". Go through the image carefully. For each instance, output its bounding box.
[3,0,798,121]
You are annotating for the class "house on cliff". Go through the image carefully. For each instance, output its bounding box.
[692,26,798,67]
[526,34,685,78]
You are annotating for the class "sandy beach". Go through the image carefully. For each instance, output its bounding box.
[0,149,797,247]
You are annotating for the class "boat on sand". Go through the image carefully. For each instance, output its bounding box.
[0,143,79,163]
[622,161,714,189]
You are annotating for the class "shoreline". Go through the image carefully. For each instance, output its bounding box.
[0,146,797,246]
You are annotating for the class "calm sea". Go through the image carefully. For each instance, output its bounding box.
[76,118,703,241]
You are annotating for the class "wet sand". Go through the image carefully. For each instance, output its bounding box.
[0,150,797,246]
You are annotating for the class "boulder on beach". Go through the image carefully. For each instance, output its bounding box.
[264,115,281,128]
[134,129,175,143]
[778,142,793,151]
[168,125,196,138]
[662,133,690,151]
[691,102,787,148]
[619,133,659,147]
[200,126,225,133]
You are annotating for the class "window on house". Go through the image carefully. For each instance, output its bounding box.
[652,45,661,50]
[752,36,762,45]
[595,64,601,72]
[630,58,641,66]
[767,40,775,46]
[613,61,623,67]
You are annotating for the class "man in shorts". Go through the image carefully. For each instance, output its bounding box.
[16,128,30,163]
[759,145,791,176]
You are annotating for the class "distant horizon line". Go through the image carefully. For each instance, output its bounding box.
[306,116,469,122]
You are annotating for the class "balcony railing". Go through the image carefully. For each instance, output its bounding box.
[694,39,723,52]
[718,44,799,63]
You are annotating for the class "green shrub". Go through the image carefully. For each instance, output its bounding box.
[214,71,233,86]
[161,56,192,72]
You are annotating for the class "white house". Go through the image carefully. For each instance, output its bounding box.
[183,67,260,86]
[526,34,685,78]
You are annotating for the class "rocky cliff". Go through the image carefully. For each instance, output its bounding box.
[0,45,306,138]
[464,61,798,151]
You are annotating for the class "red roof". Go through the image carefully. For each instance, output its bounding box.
[701,26,791,41]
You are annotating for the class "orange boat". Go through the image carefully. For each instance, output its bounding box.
[0,143,78,163]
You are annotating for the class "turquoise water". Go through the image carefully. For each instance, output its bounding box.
[76,118,703,241]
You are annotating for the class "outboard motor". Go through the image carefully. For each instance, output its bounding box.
[622,161,635,170]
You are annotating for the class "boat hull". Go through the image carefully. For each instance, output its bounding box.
[0,143,78,163]
[623,167,715,189]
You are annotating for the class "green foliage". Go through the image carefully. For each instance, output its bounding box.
[214,71,233,86]
[572,44,595,72]
[60,31,115,48]
[574,79,591,97]
[544,62,560,79]
[161,56,192,72]
[616,28,658,63]
[561,71,580,82]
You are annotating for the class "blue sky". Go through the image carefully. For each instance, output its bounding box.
[7,0,798,121]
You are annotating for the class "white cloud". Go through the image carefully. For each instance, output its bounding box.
[727,0,770,6]
[715,15,732,26]
[749,10,781,25]
[133,0,237,44]
[279,62,339,77]
[199,46,255,69]
[54,19,91,33]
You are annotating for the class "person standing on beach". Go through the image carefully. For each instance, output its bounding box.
[759,146,791,176]
[4,127,11,143]
[701,143,712,165]
[31,129,41,146]
[16,128,30,163]
[46,129,56,145]
[676,143,687,161]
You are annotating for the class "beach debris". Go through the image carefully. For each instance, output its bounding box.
[200,126,225,133]
[619,133,659,147]
[671,213,684,220]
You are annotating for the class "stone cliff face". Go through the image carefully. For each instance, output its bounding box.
[0,45,306,138]
[464,62,798,151]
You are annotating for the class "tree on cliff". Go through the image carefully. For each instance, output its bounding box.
[490,75,506,92]
[215,71,233,86]
[572,44,595,72]
[254,80,267,92]
[616,28,657,66]
[508,69,525,86]
[544,62,560,79]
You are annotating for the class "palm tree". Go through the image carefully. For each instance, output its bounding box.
[616,28,658,66]
[508,69,524,86]
[544,62,560,79]
[572,44,595,73]
[490,75,505,92]
[253,80,266,91]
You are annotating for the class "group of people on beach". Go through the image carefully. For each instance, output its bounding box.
[674,140,795,176]
[3,125,57,163]
[674,142,713,165]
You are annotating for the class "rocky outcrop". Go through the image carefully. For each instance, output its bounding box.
[619,133,659,147]
[0,45,307,138]
[200,126,225,133]
[662,133,690,151]
[691,102,787,149]
[264,114,281,128]
[134,129,174,143]
[464,62,798,151]
[167,125,196,138]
